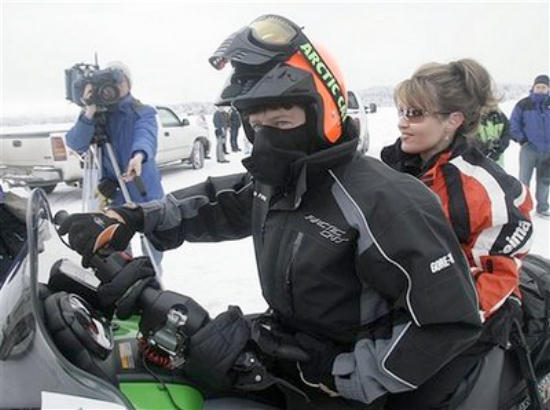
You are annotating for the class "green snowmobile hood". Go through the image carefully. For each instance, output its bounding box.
[120,382,203,410]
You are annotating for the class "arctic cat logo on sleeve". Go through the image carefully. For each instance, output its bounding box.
[304,214,349,244]
[502,220,532,255]
[299,42,347,122]
[430,252,456,273]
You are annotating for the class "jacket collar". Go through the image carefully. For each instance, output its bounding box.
[421,135,468,171]
[381,135,469,182]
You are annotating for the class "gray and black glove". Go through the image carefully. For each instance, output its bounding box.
[58,212,135,266]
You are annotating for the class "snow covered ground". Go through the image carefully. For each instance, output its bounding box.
[7,101,549,316]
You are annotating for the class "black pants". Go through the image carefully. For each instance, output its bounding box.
[230,127,239,150]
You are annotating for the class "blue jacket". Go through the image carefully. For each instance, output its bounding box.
[510,91,550,153]
[66,95,164,205]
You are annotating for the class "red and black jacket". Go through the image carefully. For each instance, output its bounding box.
[382,136,534,321]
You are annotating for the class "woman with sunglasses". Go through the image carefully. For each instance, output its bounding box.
[381,58,534,406]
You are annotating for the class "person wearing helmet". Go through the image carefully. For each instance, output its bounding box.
[59,15,482,409]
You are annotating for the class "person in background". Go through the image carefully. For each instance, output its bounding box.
[59,15,483,410]
[381,59,533,407]
[510,74,550,218]
[475,106,511,166]
[213,107,230,163]
[229,107,242,152]
[65,61,164,267]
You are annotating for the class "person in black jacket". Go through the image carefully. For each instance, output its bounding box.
[59,15,483,410]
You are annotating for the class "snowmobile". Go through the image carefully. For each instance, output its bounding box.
[1,189,550,410]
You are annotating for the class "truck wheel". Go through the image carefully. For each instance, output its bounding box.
[191,140,205,169]
[29,183,57,194]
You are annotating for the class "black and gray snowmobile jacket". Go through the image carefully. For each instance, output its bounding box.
[136,133,483,404]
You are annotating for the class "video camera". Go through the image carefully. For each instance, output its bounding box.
[65,62,124,108]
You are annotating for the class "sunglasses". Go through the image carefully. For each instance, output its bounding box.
[397,108,450,123]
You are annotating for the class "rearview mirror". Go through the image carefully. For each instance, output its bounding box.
[181,118,190,126]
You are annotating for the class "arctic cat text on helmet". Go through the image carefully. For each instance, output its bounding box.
[209,14,348,144]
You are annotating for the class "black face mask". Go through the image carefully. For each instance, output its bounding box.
[242,125,311,187]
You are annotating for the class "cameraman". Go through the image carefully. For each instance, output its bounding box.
[66,61,164,266]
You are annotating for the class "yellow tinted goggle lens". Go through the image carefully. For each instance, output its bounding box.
[249,16,297,45]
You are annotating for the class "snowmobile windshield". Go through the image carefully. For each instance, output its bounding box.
[0,189,130,409]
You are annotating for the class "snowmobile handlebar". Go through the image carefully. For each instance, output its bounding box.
[53,209,309,384]
[54,209,208,365]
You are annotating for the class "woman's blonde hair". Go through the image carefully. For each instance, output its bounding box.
[394,58,500,138]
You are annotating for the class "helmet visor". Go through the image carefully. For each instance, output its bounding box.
[249,15,298,47]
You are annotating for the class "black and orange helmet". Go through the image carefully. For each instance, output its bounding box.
[209,14,348,145]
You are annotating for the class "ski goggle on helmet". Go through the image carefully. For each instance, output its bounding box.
[209,14,348,144]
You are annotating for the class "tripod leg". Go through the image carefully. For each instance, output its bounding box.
[81,146,101,212]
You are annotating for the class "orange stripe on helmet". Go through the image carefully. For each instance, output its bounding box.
[286,47,347,144]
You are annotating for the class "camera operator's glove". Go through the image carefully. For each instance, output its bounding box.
[295,333,341,397]
[58,213,135,266]
[183,306,250,391]
[97,257,159,319]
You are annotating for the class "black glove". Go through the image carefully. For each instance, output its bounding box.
[250,315,310,362]
[97,257,159,319]
[183,306,250,391]
[295,333,340,396]
[58,213,135,266]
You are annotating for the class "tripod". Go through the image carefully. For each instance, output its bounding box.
[81,143,102,212]
[83,111,162,280]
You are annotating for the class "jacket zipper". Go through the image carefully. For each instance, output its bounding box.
[285,232,304,314]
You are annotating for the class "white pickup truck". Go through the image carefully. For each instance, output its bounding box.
[0,106,211,193]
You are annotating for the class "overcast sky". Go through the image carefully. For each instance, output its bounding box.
[1,1,549,117]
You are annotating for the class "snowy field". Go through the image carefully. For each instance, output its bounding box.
[6,101,549,316]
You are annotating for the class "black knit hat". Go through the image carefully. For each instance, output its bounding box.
[533,74,549,87]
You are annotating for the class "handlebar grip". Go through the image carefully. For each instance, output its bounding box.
[54,210,70,227]
[139,286,161,308]
[134,176,147,197]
